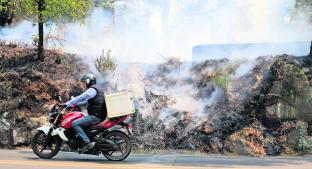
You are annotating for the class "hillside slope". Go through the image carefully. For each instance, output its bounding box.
[0,42,312,156]
[0,43,85,147]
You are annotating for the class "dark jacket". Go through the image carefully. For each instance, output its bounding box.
[87,85,107,120]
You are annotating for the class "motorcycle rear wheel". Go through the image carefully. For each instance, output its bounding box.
[31,130,61,159]
[102,130,131,161]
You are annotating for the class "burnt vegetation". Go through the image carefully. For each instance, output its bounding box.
[130,42,312,156]
[0,42,312,156]
[0,42,86,147]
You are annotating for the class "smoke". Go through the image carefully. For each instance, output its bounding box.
[234,60,255,78]
[58,0,311,62]
[0,21,36,44]
[0,0,311,146]
[107,57,260,130]
[0,0,311,63]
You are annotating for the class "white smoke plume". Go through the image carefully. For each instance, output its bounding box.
[0,0,311,63]
[0,0,311,136]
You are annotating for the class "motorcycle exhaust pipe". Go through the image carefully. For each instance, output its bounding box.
[96,143,116,151]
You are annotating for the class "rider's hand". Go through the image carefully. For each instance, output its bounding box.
[59,103,68,109]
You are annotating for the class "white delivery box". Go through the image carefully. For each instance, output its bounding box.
[104,92,135,118]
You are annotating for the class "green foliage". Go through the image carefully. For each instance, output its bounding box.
[100,0,119,9]
[212,73,230,89]
[1,0,93,23]
[95,49,117,73]
[293,0,312,17]
[295,0,312,9]
[210,60,244,90]
[0,0,15,26]
[0,0,13,12]
[32,35,39,47]
[274,59,309,99]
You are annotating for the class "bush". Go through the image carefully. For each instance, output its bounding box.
[95,49,117,74]
[100,0,118,9]
[32,35,39,48]
[212,73,230,89]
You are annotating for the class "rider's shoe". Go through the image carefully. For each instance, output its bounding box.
[78,142,95,154]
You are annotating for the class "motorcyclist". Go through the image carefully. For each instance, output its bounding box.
[61,73,107,153]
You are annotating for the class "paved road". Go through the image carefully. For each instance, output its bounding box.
[0,149,311,169]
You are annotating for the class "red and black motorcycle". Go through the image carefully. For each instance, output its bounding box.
[31,103,133,161]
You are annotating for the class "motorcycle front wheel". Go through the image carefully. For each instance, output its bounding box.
[102,130,131,161]
[31,130,61,159]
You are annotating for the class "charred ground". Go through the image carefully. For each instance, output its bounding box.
[0,42,85,147]
[1,42,312,156]
[130,42,312,156]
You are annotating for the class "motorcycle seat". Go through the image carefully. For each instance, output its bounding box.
[91,116,127,129]
[91,119,109,129]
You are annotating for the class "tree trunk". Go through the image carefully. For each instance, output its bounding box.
[112,8,115,26]
[37,0,45,61]
[309,41,312,58]
[38,20,44,61]
[0,1,14,26]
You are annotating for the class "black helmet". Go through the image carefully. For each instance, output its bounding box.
[81,73,96,88]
